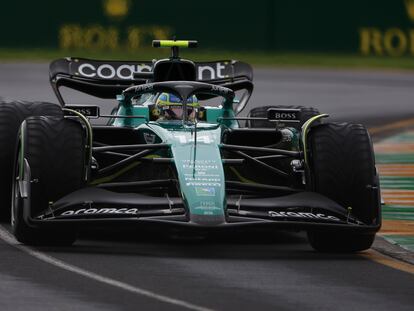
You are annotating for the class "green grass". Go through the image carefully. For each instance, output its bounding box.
[1,48,414,70]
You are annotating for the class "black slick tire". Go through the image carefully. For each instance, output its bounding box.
[0,101,62,222]
[307,122,380,252]
[12,116,86,246]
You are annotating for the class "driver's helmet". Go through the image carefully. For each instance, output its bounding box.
[155,93,199,121]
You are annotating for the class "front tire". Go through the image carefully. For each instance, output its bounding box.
[307,122,380,252]
[307,231,376,253]
[0,101,62,222]
[12,116,86,246]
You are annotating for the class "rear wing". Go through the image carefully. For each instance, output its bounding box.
[49,57,253,108]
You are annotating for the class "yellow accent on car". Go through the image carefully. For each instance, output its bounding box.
[153,40,198,48]
[301,114,329,167]
[229,167,257,184]
[151,107,160,117]
[159,40,189,47]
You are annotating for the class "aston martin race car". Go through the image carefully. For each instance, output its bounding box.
[0,40,381,252]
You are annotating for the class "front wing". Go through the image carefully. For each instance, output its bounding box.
[24,186,381,234]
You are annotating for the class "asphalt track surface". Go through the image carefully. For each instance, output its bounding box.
[0,63,413,310]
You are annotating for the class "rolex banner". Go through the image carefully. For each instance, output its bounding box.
[0,0,412,56]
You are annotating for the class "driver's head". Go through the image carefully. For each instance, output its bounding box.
[155,93,199,121]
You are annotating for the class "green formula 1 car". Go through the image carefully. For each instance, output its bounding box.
[0,40,381,251]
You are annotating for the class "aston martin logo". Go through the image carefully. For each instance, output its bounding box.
[404,0,414,22]
[103,0,130,19]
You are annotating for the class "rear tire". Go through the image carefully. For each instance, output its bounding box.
[307,122,380,252]
[246,105,320,129]
[0,101,62,222]
[12,116,86,246]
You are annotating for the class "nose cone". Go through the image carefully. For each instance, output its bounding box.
[169,128,226,226]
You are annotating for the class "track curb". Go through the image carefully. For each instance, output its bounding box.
[370,123,414,266]
[372,236,414,266]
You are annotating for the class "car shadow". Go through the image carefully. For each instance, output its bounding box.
[37,228,367,262]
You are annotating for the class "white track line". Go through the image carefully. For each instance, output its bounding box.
[0,225,214,311]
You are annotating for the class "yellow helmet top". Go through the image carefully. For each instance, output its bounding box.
[156,93,199,108]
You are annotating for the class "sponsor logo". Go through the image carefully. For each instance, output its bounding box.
[359,28,414,57]
[199,63,228,80]
[267,109,300,122]
[60,25,172,51]
[77,63,152,80]
[182,164,218,170]
[268,211,341,221]
[65,105,100,118]
[185,177,221,182]
[137,83,154,92]
[211,85,229,94]
[195,187,216,197]
[182,160,217,164]
[359,2,414,57]
[274,113,297,120]
[75,62,231,81]
[187,182,221,187]
[61,208,139,216]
